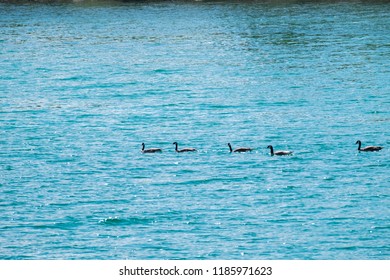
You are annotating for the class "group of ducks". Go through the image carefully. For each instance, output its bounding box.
[141,140,383,155]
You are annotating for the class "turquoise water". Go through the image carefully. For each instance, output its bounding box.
[1,1,389,259]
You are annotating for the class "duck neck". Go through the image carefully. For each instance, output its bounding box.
[269,146,274,156]
[228,143,233,152]
[357,141,361,150]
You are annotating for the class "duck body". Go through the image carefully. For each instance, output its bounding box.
[173,142,196,153]
[356,140,383,152]
[228,143,252,153]
[141,143,162,153]
[267,145,293,156]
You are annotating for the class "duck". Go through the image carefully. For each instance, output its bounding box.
[141,143,162,153]
[267,145,293,156]
[227,143,253,153]
[356,140,383,152]
[173,142,196,153]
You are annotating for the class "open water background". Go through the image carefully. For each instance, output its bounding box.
[0,0,389,259]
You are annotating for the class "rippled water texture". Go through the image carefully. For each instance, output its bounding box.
[0,1,389,259]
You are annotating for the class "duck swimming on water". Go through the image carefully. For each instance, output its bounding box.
[356,140,383,152]
[173,142,196,153]
[228,143,253,153]
[141,143,162,153]
[267,145,293,156]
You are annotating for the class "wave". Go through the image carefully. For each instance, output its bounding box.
[98,216,155,225]
[3,0,390,3]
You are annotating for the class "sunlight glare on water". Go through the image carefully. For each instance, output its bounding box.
[0,0,389,260]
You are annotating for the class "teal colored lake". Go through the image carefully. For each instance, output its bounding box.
[0,0,389,259]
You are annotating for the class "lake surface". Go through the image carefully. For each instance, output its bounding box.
[0,0,389,260]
